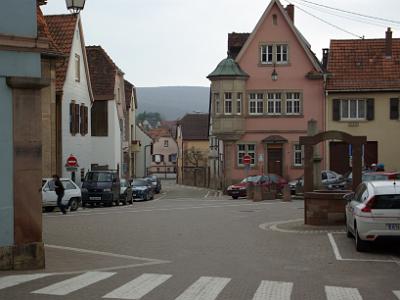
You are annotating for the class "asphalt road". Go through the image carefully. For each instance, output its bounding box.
[1,180,400,300]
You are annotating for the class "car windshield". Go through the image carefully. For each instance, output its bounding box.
[85,172,113,182]
[132,180,147,186]
[247,176,262,183]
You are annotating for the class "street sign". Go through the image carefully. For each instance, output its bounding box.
[66,155,78,168]
[243,154,252,165]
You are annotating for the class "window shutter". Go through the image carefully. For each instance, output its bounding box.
[332,99,340,121]
[84,106,89,134]
[390,98,399,120]
[70,102,75,134]
[80,104,85,134]
[74,103,80,134]
[366,98,374,121]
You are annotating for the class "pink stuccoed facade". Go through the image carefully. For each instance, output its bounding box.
[208,0,326,187]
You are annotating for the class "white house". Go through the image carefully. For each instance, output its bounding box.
[86,46,126,177]
[46,13,93,185]
[135,125,153,178]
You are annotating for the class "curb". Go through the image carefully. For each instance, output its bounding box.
[259,219,345,235]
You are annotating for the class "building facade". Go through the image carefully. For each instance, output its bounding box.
[325,29,400,174]
[208,0,325,188]
[135,126,153,178]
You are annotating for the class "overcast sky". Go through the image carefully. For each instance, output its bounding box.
[42,0,400,87]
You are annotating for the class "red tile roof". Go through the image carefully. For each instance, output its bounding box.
[147,127,172,139]
[178,113,209,140]
[86,46,117,101]
[37,7,63,56]
[326,38,400,91]
[228,33,250,59]
[45,14,79,91]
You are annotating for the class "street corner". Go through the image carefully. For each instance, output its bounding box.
[39,244,171,275]
[259,219,346,235]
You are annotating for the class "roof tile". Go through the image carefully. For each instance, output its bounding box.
[178,113,209,140]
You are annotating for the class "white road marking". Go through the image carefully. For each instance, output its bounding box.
[32,271,115,296]
[327,233,399,264]
[393,291,400,299]
[0,274,50,290]
[175,276,230,300]
[328,233,344,260]
[45,202,279,218]
[325,286,362,300]
[103,273,172,299]
[252,280,293,300]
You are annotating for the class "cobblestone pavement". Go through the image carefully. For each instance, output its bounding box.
[1,181,399,300]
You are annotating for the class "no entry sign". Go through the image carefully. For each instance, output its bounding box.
[66,155,78,168]
[243,154,252,165]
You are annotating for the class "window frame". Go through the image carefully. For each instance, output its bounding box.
[164,140,169,147]
[249,93,264,115]
[293,144,304,167]
[224,92,232,115]
[276,44,288,64]
[74,54,80,82]
[237,143,256,167]
[267,92,282,115]
[236,93,242,115]
[286,92,301,115]
[214,93,221,114]
[340,99,366,121]
[260,44,273,64]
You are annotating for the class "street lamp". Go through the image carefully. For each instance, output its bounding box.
[65,0,86,13]
[271,64,278,81]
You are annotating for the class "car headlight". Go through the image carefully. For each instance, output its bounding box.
[104,188,111,192]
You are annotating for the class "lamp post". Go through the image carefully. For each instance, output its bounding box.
[271,64,278,81]
[65,0,86,13]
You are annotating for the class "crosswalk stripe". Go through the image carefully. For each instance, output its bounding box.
[175,276,231,300]
[325,286,362,300]
[394,291,400,299]
[32,271,115,296]
[0,274,51,290]
[252,280,293,300]
[103,273,172,299]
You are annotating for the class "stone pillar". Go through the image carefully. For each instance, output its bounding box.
[5,77,49,270]
[352,143,363,191]
[307,119,322,188]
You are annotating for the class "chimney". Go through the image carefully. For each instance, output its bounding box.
[385,27,392,57]
[285,4,294,23]
[322,48,329,70]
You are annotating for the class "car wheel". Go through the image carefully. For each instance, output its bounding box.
[69,198,79,211]
[44,207,55,213]
[355,224,368,252]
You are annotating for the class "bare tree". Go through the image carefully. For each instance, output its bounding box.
[183,147,206,167]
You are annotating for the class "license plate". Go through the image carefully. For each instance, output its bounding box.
[90,197,101,200]
[386,223,400,230]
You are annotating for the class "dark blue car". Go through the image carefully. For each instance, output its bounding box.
[131,179,154,201]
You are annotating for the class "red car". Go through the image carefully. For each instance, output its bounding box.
[227,174,288,199]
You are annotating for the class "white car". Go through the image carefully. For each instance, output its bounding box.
[345,181,400,251]
[42,178,82,212]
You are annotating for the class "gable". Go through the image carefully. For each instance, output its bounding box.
[236,0,321,73]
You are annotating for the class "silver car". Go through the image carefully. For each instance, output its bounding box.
[345,181,400,252]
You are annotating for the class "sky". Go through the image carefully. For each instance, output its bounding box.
[42,0,400,87]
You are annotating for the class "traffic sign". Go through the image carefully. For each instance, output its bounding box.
[66,155,78,168]
[243,155,252,165]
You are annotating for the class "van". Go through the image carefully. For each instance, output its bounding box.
[81,170,120,207]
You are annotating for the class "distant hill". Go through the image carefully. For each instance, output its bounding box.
[136,86,210,120]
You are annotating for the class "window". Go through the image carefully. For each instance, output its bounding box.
[214,93,220,114]
[164,140,169,147]
[70,102,80,135]
[261,45,273,64]
[267,93,282,115]
[340,99,366,120]
[91,101,108,136]
[80,104,88,136]
[224,92,232,114]
[286,92,301,115]
[293,144,303,167]
[237,144,256,166]
[62,180,76,190]
[74,54,80,82]
[276,44,288,63]
[236,93,242,115]
[249,93,263,115]
[390,98,399,119]
[260,44,289,64]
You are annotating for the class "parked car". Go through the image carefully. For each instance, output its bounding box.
[42,178,81,212]
[131,179,154,201]
[119,178,133,205]
[344,181,400,252]
[227,174,287,199]
[145,175,162,193]
[332,171,400,190]
[81,170,120,207]
[289,170,343,194]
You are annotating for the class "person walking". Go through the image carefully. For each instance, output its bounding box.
[53,174,66,214]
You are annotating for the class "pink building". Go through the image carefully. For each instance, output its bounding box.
[208,0,325,187]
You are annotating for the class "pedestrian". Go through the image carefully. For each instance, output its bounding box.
[52,174,66,214]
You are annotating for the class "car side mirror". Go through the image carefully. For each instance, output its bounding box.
[343,192,355,202]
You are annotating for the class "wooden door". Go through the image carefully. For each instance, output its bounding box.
[330,142,349,175]
[267,148,283,176]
